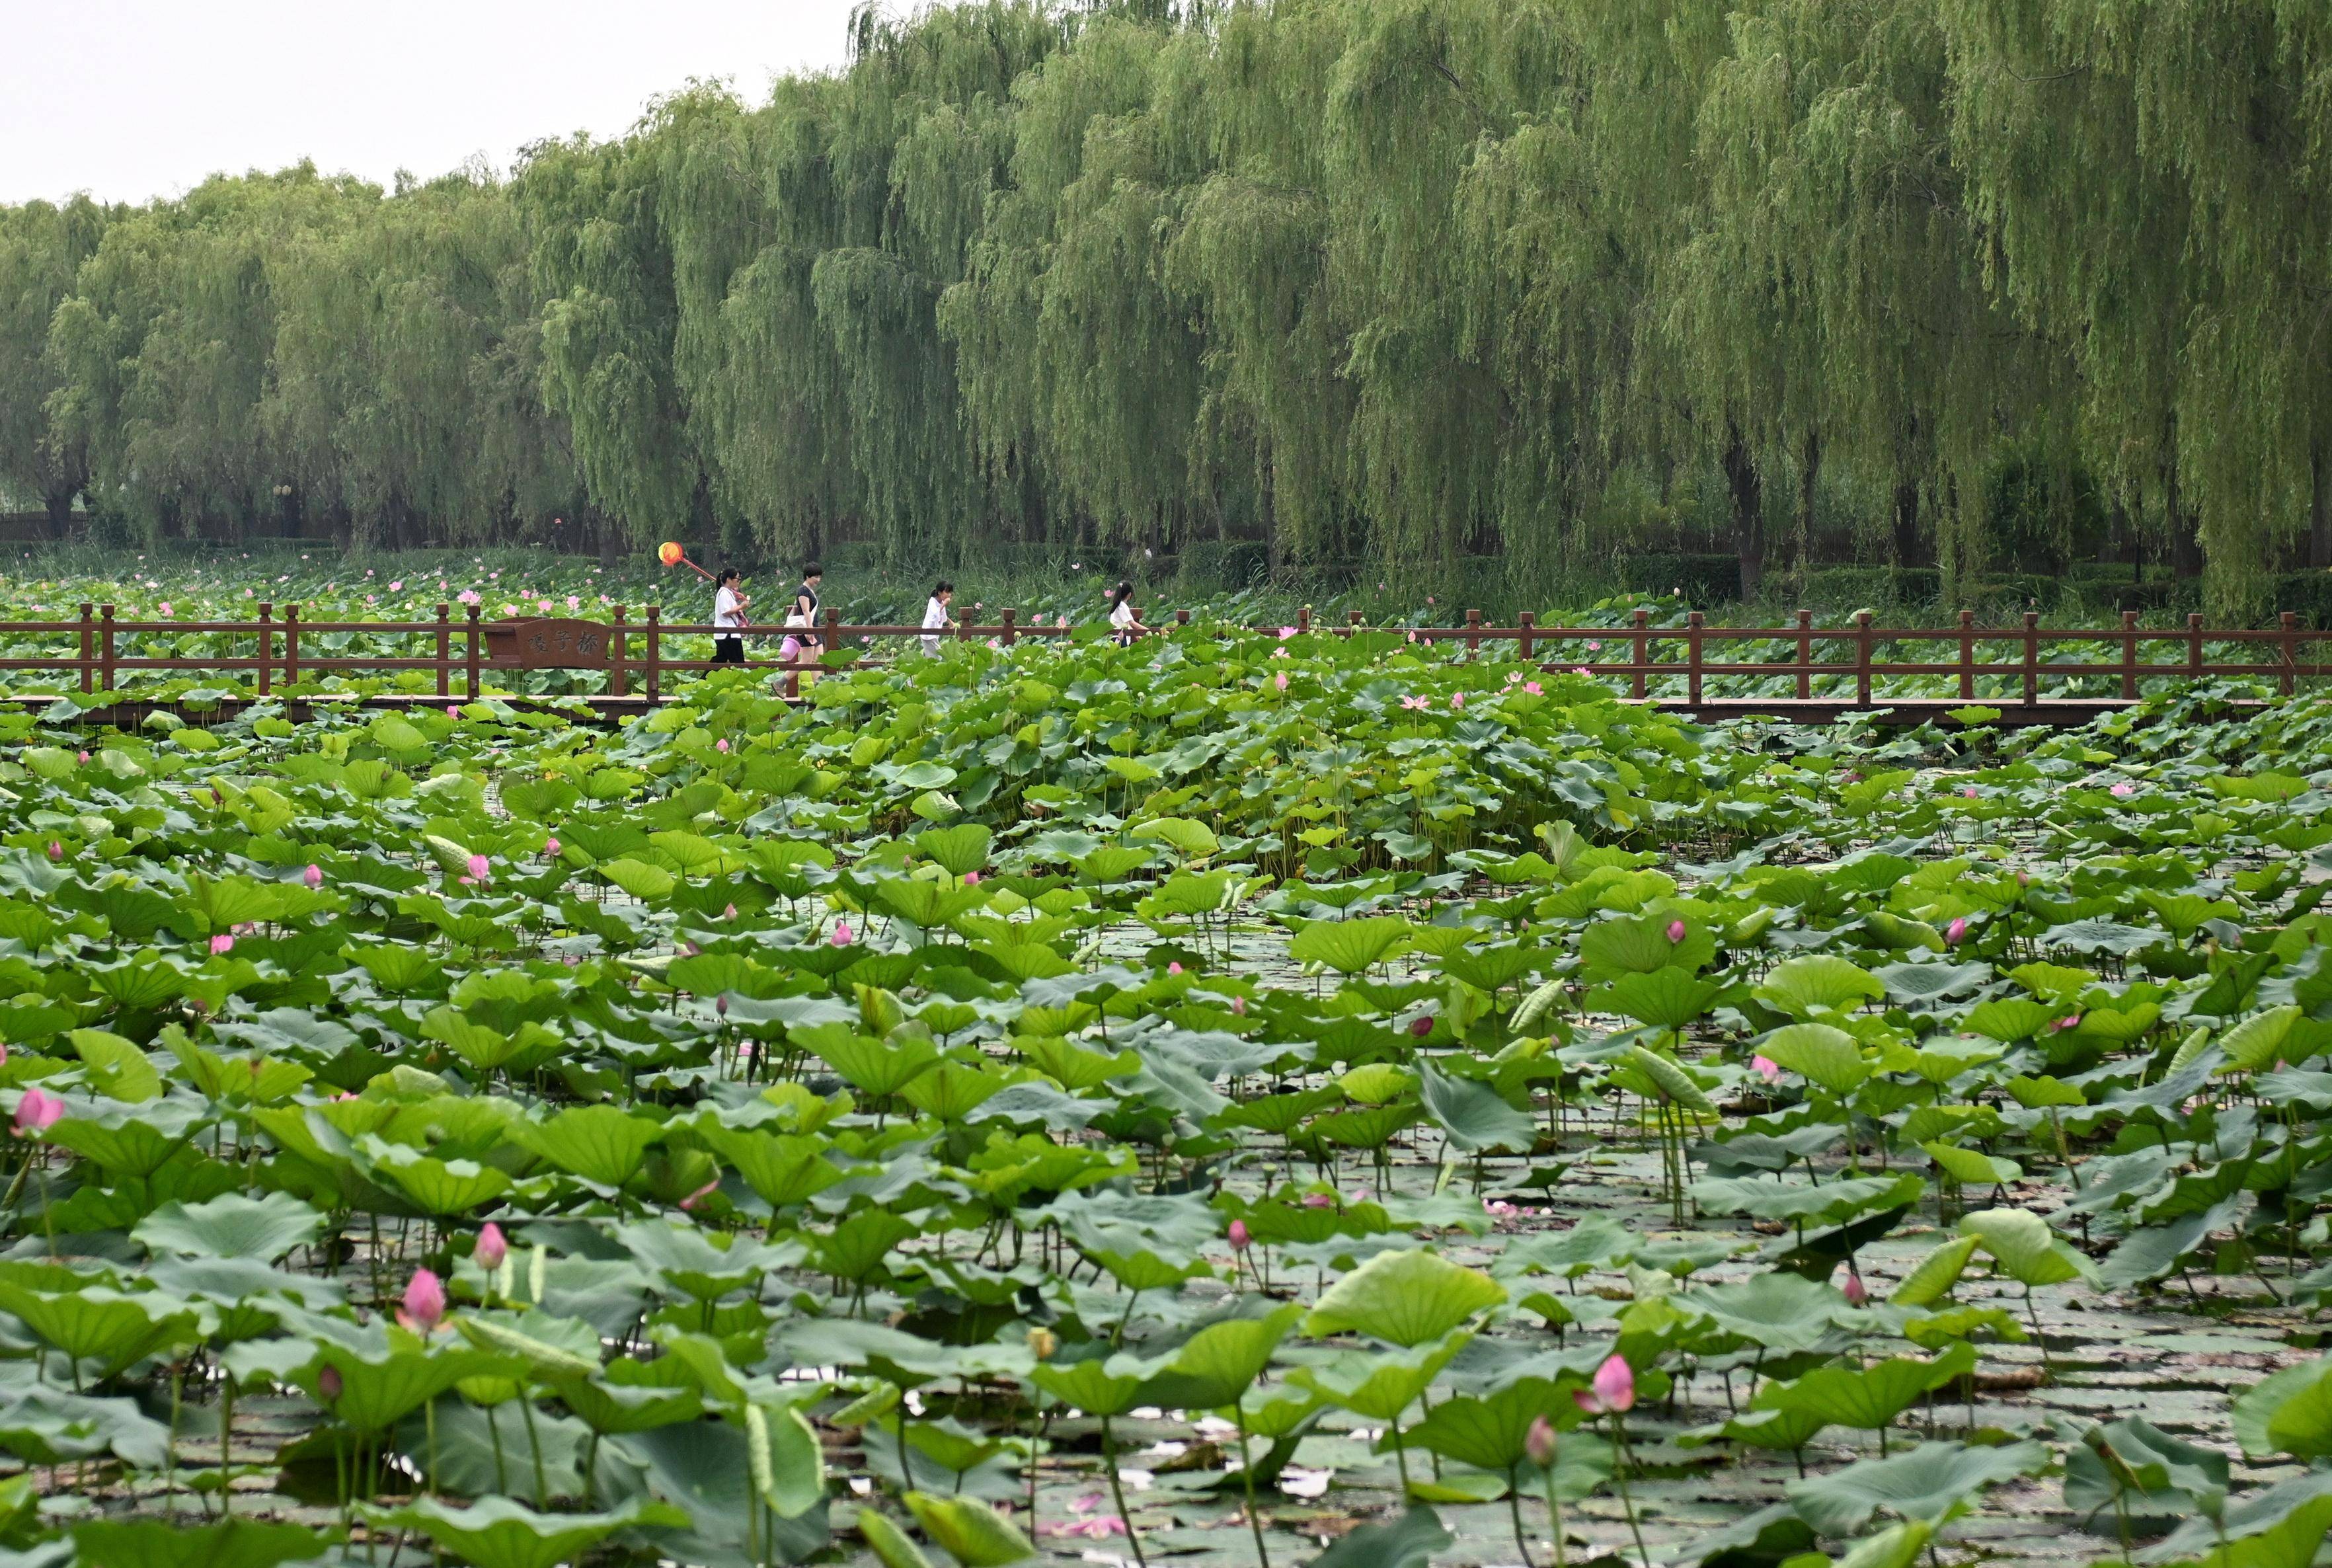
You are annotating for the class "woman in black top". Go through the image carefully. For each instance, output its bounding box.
[781,565,824,665]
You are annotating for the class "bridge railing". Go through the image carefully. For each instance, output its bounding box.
[0,601,2319,713]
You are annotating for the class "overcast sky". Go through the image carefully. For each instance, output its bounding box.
[0,0,867,205]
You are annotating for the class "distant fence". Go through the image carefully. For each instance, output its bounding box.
[0,602,2317,724]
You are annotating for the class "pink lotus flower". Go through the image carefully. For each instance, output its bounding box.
[1961,786,1978,799]
[566,596,580,610]
[1302,1192,1335,1209]
[1585,641,1602,652]
[2054,1013,2082,1031]
[1278,627,1298,640]
[1400,695,1430,710]
[679,1179,720,1211]
[388,580,403,592]
[1483,1198,1518,1218]
[1524,682,1542,695]
[1271,647,1289,660]
[830,920,854,948]
[398,1269,446,1334]
[446,705,459,718]
[722,904,739,921]
[1666,920,1686,943]
[76,750,89,765]
[465,854,490,882]
[1574,1353,1635,1415]
[537,599,553,613]
[1573,666,1591,676]
[210,933,235,956]
[1228,1219,1251,1251]
[1945,918,1967,946]
[44,842,60,863]
[157,602,173,617]
[303,863,324,888]
[457,590,481,606]
[717,738,730,752]
[1230,995,1246,1016]
[1275,672,1288,691]
[475,1223,507,1270]
[13,1087,63,1136]
[1039,1516,1130,1540]
[964,870,982,884]
[542,838,560,857]
[2110,782,2134,798]
[1410,1015,1434,1038]
[1450,692,1465,709]
[1751,1054,1781,1083]
[1840,1271,1869,1307]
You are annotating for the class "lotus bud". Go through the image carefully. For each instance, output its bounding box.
[1525,1415,1557,1469]
[447,705,459,719]
[722,904,738,921]
[717,738,730,753]
[76,751,89,765]
[1409,1015,1434,1038]
[303,863,324,888]
[1945,917,1967,946]
[399,1269,446,1335]
[830,920,853,948]
[543,838,561,858]
[475,1222,508,1271]
[1028,1326,1058,1361]
[1666,920,1686,943]
[1574,1352,1635,1415]
[1168,961,1183,975]
[210,933,234,956]
[715,994,729,1017]
[318,1365,343,1403]
[14,1087,63,1135]
[44,842,61,863]
[1230,995,1247,1016]
[1840,1271,1869,1307]
[964,870,980,884]
[1228,1220,1251,1252]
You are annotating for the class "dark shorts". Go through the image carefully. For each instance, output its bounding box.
[713,637,745,664]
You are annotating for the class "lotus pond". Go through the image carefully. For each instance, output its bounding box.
[4,605,2332,1568]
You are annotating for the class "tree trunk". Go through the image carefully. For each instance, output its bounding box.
[1892,477,1922,567]
[1723,424,1764,604]
[43,487,76,539]
[2167,458,2202,580]
[2312,445,2332,570]
[1796,427,1821,596]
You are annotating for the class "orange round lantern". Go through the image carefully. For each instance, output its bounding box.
[658,542,683,567]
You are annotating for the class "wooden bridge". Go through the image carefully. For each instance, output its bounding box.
[0,602,2317,728]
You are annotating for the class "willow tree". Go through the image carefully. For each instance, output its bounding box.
[0,198,109,530]
[1939,1,2332,604]
[46,167,372,541]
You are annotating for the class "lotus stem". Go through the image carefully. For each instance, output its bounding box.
[1609,1417,1649,1567]
[1236,1417,1272,1568]
[1100,1413,1149,1568]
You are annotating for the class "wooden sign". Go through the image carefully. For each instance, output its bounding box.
[484,618,611,669]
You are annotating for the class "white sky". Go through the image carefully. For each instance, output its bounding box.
[0,0,868,205]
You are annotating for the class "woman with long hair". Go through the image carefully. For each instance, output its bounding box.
[711,568,747,664]
[1105,580,1146,646]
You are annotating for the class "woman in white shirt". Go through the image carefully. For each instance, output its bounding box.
[1107,580,1146,645]
[712,569,747,663]
[921,580,954,655]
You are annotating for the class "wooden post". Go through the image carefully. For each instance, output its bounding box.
[1855,610,1874,707]
[1517,610,1536,663]
[1686,610,1704,706]
[2188,612,2204,678]
[78,604,94,694]
[1795,609,1812,699]
[99,604,115,693]
[1179,609,1193,627]
[465,608,482,702]
[824,604,840,661]
[1631,608,1649,699]
[1464,608,1482,658]
[435,605,451,699]
[1298,604,1312,635]
[2022,611,2040,706]
[644,606,662,703]
[609,607,627,697]
[283,604,300,686]
[1957,609,1975,700]
[2281,610,2299,697]
[256,602,273,697]
[1347,609,1364,632]
[2120,610,2140,699]
[1001,608,1018,646]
